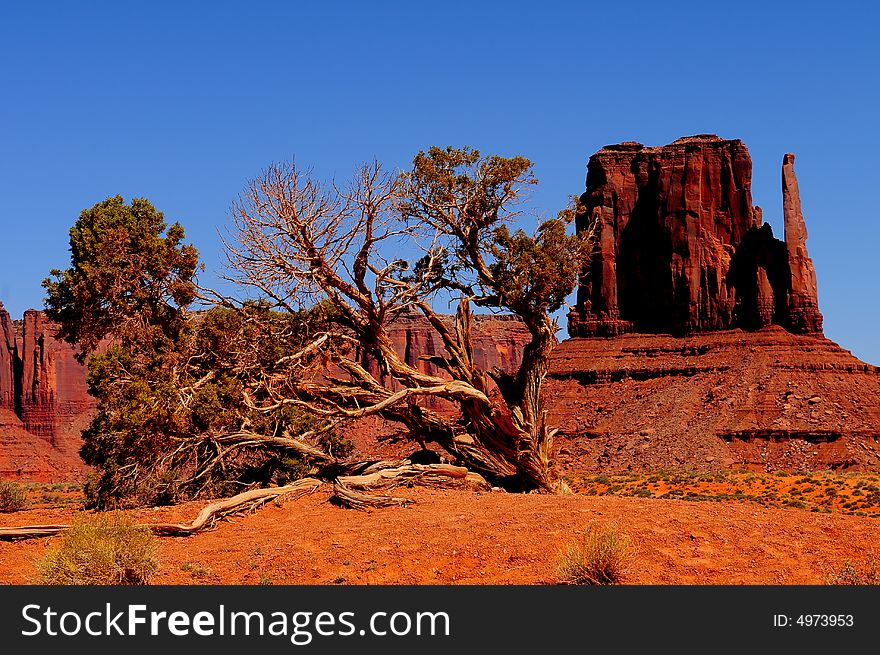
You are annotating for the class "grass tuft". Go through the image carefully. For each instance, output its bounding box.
[826,558,880,586]
[37,516,158,585]
[557,522,633,585]
[0,480,28,512]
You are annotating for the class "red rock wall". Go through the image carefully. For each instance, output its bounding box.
[18,310,92,442]
[568,135,823,337]
[0,307,94,447]
[0,304,17,413]
[0,306,531,475]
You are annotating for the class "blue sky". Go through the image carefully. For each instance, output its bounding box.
[1,1,877,363]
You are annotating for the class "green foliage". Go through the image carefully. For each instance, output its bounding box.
[43,195,199,359]
[403,146,589,321]
[0,480,28,512]
[46,197,342,509]
[79,303,337,508]
[556,523,633,585]
[488,214,589,315]
[407,146,535,228]
[37,516,158,585]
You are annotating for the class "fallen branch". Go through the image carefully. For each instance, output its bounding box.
[0,525,69,540]
[151,477,323,536]
[342,463,490,492]
[332,463,490,510]
[333,478,412,511]
[0,477,323,541]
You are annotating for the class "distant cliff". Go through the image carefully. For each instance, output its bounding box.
[0,304,93,444]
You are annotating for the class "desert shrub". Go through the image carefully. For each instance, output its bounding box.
[0,479,28,512]
[37,516,158,585]
[557,522,633,585]
[826,559,880,585]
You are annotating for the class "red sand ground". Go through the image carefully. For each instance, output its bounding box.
[2,487,877,585]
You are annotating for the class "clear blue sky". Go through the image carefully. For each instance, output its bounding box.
[1,1,877,363]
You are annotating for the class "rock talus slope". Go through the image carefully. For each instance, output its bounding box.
[547,328,880,473]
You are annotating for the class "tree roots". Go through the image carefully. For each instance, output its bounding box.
[332,462,490,510]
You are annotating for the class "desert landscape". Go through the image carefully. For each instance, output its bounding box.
[1,135,878,586]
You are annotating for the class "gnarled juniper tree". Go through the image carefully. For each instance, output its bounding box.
[46,149,592,507]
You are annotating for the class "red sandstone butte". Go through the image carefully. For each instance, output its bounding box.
[568,135,823,337]
[551,136,878,474]
[0,304,93,479]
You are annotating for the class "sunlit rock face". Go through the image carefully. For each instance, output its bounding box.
[568,135,823,338]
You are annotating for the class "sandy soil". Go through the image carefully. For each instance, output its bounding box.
[1,487,877,585]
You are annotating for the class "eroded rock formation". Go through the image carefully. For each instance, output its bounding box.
[0,305,93,444]
[0,305,18,414]
[568,135,823,337]
[0,303,93,478]
[549,136,880,475]
[783,153,823,333]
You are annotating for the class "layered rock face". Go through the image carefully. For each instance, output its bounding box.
[547,328,880,474]
[0,306,18,414]
[550,136,879,475]
[0,305,93,443]
[568,135,823,337]
[18,310,93,441]
[0,304,94,478]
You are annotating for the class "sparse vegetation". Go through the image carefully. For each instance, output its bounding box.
[179,560,211,580]
[189,564,211,580]
[557,522,633,585]
[0,480,28,512]
[826,558,880,585]
[36,516,158,585]
[574,470,880,518]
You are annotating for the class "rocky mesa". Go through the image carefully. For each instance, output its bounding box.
[552,136,878,474]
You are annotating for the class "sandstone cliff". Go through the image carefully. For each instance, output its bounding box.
[0,306,92,443]
[0,303,93,478]
[355,312,531,410]
[568,135,823,337]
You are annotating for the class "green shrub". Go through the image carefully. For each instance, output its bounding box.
[557,522,633,585]
[0,479,28,512]
[37,516,158,585]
